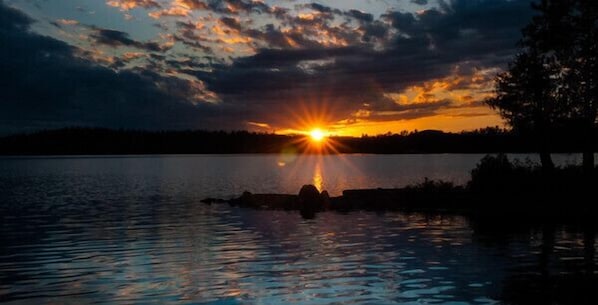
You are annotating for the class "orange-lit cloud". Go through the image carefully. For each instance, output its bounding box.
[247,121,271,129]
[122,51,146,60]
[106,0,160,11]
[56,19,79,25]
[149,6,189,19]
[175,0,208,10]
[261,66,502,137]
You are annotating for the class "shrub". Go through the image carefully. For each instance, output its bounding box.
[468,154,538,193]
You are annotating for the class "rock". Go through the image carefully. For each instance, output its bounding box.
[204,182,473,215]
[229,191,252,206]
[298,184,320,202]
[298,184,322,218]
[226,185,336,217]
[320,190,331,210]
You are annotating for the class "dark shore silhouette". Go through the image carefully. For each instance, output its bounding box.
[0,126,595,155]
[203,154,597,221]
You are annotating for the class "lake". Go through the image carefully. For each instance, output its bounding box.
[0,154,595,304]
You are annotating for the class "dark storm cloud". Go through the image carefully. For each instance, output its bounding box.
[173,21,213,53]
[219,17,242,32]
[296,3,373,24]
[0,2,31,30]
[90,28,164,52]
[0,2,229,134]
[383,11,417,34]
[190,0,534,126]
[304,3,341,14]
[411,0,429,5]
[345,9,374,23]
[205,0,271,15]
[359,100,455,122]
[361,20,389,41]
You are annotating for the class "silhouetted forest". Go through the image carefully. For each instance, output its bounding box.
[0,127,595,155]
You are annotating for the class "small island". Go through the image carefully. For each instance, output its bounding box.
[203,154,598,221]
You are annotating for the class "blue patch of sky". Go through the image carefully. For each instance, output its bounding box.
[6,0,160,41]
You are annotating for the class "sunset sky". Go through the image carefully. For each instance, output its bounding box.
[0,0,535,136]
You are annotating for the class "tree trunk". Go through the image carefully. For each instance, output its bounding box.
[583,150,594,172]
[582,124,595,175]
[538,127,554,171]
[540,151,554,171]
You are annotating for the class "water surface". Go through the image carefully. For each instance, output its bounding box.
[0,153,584,197]
[0,154,595,304]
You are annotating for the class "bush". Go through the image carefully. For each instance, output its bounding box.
[468,154,539,193]
[407,177,458,192]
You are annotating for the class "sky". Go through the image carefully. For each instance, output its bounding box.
[0,0,535,136]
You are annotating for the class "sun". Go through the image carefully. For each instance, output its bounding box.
[309,128,326,142]
[291,126,346,153]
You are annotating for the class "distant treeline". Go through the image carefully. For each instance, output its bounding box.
[0,127,595,155]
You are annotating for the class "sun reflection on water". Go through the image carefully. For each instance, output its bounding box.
[313,161,323,191]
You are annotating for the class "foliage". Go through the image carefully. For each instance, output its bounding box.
[406,178,458,193]
[486,0,598,171]
[468,153,597,198]
[468,153,539,193]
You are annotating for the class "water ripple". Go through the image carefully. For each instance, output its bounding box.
[1,155,596,304]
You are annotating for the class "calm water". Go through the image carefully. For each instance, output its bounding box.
[0,154,595,304]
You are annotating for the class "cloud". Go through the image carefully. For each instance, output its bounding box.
[185,0,532,128]
[411,0,428,5]
[0,2,32,30]
[1,0,532,134]
[0,1,227,134]
[148,6,190,19]
[208,0,272,15]
[305,3,335,14]
[176,0,208,10]
[90,27,165,51]
[219,16,242,32]
[345,9,373,23]
[106,0,161,11]
[51,19,79,28]
[148,0,273,18]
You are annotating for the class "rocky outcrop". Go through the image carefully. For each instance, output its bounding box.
[203,183,469,218]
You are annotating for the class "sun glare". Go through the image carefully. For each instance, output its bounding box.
[310,129,325,142]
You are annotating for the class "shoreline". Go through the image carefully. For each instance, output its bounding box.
[202,180,598,221]
[1,152,595,157]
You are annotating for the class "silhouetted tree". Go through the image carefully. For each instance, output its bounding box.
[488,0,598,172]
[567,1,598,173]
[523,0,597,172]
[486,49,561,170]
